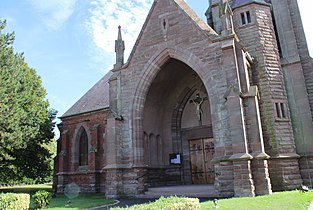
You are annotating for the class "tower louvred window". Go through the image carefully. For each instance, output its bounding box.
[241,11,252,25]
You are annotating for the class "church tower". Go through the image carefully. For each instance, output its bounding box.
[230,0,307,190]
[269,0,313,187]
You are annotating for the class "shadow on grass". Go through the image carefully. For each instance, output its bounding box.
[0,185,114,210]
[0,184,52,194]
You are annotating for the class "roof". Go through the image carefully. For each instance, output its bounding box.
[232,0,268,9]
[61,71,113,118]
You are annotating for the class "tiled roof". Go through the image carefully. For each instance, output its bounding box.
[61,71,113,118]
[232,0,268,9]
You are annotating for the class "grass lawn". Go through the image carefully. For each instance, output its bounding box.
[201,190,313,210]
[0,184,114,210]
[0,183,52,194]
[47,194,114,210]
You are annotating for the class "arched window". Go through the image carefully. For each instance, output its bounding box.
[79,129,88,166]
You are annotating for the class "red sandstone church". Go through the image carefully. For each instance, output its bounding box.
[53,0,313,198]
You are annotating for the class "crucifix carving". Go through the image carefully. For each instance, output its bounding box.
[190,93,207,125]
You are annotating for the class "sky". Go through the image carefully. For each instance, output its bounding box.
[1,0,313,128]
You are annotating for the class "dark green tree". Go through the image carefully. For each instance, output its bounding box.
[0,20,56,184]
[10,109,57,183]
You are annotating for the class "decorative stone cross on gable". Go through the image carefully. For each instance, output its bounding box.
[190,93,207,126]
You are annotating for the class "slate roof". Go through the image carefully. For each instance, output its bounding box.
[232,0,268,9]
[61,71,113,118]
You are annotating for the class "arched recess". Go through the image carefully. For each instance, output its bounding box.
[72,125,91,170]
[132,47,217,167]
[132,46,219,186]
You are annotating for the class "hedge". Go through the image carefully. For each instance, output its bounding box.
[112,196,200,210]
[0,193,30,210]
[32,190,51,209]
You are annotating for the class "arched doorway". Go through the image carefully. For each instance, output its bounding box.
[142,58,214,187]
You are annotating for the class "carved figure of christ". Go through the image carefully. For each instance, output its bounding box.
[190,93,207,125]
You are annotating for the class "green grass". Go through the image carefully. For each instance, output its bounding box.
[47,194,113,210]
[201,190,313,210]
[2,185,313,210]
[0,184,114,210]
[0,183,52,194]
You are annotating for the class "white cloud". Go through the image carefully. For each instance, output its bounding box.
[87,0,153,68]
[27,0,78,31]
[86,0,313,71]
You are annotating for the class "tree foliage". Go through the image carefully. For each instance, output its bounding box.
[0,20,57,184]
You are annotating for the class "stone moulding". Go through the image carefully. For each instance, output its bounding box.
[270,153,300,160]
[212,152,270,163]
[229,153,253,161]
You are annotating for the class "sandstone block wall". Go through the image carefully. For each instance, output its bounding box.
[233,3,301,190]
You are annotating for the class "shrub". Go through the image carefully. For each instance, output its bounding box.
[112,196,200,210]
[0,193,30,210]
[32,190,51,209]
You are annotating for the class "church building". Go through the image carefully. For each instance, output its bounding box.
[54,0,313,198]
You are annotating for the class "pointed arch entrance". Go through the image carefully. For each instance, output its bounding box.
[140,58,214,186]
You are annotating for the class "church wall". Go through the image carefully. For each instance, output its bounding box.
[113,0,242,196]
[116,0,223,165]
[271,0,313,120]
[270,0,313,185]
[299,156,313,187]
[56,109,108,193]
[233,3,302,191]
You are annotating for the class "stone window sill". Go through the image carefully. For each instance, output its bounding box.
[77,165,88,172]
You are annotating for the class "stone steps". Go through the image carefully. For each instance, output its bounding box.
[138,184,219,198]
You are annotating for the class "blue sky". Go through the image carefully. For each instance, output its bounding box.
[1,0,313,124]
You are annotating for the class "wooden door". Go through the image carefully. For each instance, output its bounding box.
[189,138,214,184]
[203,138,215,183]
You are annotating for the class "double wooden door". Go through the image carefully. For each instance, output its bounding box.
[189,138,215,184]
